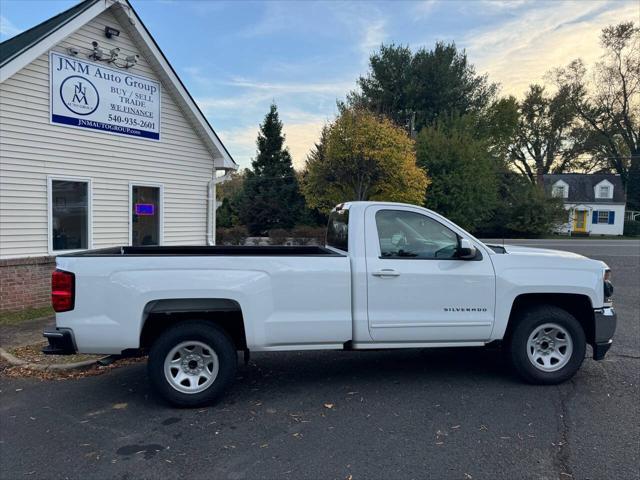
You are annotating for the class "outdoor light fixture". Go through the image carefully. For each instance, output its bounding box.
[67,47,79,56]
[104,26,120,38]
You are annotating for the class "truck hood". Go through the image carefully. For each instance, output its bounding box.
[486,243,608,270]
[501,244,587,259]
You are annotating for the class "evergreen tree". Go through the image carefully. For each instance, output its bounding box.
[349,43,497,134]
[238,104,306,234]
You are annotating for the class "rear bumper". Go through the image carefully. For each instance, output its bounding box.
[42,327,77,355]
[592,306,617,361]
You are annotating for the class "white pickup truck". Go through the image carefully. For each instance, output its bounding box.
[44,201,616,407]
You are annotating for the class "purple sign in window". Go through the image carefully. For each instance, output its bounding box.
[135,203,155,216]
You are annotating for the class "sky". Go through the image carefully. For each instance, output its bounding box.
[1,0,638,169]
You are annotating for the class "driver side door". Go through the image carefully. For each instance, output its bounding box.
[365,206,495,342]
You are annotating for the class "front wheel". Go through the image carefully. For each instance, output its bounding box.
[148,321,237,407]
[508,306,586,384]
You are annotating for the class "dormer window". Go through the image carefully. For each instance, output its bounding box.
[595,180,614,199]
[552,180,569,199]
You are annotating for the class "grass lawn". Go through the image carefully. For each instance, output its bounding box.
[0,306,54,326]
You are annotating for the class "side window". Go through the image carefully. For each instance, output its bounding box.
[375,210,459,259]
[50,179,89,251]
[326,208,349,252]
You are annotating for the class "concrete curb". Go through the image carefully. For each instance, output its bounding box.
[0,346,107,371]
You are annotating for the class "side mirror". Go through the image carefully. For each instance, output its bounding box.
[458,238,477,259]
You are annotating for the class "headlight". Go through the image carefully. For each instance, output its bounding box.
[604,269,613,301]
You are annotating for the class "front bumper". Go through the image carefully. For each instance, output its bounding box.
[42,327,77,355]
[592,306,617,360]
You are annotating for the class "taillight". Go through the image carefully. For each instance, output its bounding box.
[52,270,75,312]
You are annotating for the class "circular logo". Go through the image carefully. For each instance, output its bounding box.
[59,75,99,116]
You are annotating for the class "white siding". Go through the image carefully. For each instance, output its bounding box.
[0,9,218,259]
[588,205,625,236]
[555,204,626,236]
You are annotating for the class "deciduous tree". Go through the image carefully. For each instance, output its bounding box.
[553,22,639,207]
[508,84,582,185]
[415,114,498,231]
[301,108,429,214]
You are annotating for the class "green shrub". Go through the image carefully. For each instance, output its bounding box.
[216,226,248,245]
[268,229,291,245]
[290,226,325,245]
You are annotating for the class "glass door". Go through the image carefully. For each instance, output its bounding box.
[131,185,161,246]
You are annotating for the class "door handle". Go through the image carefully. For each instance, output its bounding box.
[372,269,400,278]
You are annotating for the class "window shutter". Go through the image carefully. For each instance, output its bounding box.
[592,211,598,224]
[608,211,615,225]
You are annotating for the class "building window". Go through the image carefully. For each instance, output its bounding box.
[597,211,610,224]
[552,186,566,198]
[49,178,91,252]
[599,185,610,198]
[130,184,163,246]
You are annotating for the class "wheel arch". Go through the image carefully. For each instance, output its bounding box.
[139,298,248,352]
[504,293,595,346]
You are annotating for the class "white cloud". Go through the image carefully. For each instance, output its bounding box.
[216,125,258,170]
[0,16,22,38]
[412,0,439,19]
[464,0,639,97]
[360,19,387,56]
[223,77,353,95]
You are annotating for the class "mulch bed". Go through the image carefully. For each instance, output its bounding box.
[1,341,146,380]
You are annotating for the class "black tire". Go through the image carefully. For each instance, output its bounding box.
[508,305,586,384]
[148,320,237,407]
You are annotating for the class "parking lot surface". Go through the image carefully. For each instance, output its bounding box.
[1,239,638,479]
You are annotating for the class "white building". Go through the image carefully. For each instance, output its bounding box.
[544,174,626,236]
[0,0,237,312]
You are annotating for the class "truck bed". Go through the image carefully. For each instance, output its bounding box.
[61,245,342,257]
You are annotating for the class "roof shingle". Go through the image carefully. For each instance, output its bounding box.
[543,173,626,204]
[0,0,99,67]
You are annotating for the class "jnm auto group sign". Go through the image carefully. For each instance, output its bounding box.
[50,52,161,140]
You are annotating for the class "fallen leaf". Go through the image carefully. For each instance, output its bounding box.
[324,403,334,409]
[112,403,127,410]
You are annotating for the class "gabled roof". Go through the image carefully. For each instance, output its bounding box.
[543,174,626,204]
[0,0,99,67]
[0,0,237,170]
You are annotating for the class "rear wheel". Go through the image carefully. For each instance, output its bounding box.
[148,321,237,407]
[508,306,586,384]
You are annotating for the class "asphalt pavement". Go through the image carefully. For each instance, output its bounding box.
[1,239,639,480]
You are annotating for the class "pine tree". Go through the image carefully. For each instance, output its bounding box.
[238,104,307,234]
